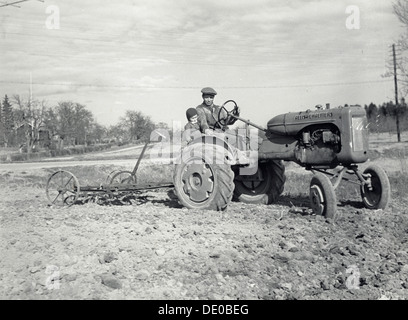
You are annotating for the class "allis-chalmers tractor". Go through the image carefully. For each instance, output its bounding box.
[173,100,391,219]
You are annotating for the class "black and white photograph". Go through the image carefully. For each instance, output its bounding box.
[0,0,407,305]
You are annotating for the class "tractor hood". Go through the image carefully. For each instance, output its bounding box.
[267,108,338,135]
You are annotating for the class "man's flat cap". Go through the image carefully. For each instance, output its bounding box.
[201,87,217,95]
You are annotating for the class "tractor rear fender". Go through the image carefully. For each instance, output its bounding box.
[177,135,237,165]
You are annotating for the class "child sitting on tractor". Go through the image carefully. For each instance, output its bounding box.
[182,107,202,145]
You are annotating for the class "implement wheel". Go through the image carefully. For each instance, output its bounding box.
[233,160,286,204]
[46,170,80,207]
[360,165,391,210]
[105,170,121,184]
[108,170,136,185]
[309,173,337,219]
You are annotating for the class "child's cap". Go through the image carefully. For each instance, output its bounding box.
[186,108,198,120]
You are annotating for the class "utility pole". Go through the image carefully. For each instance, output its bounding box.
[392,44,401,142]
[29,72,32,103]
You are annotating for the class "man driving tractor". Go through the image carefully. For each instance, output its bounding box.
[196,87,239,133]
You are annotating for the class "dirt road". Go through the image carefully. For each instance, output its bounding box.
[0,158,172,173]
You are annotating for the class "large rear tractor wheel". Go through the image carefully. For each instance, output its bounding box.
[173,150,235,211]
[233,160,286,204]
[309,173,337,219]
[360,165,391,210]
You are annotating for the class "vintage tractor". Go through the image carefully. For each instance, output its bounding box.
[173,100,391,219]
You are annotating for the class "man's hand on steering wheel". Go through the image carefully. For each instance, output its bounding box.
[217,100,240,128]
[232,105,240,117]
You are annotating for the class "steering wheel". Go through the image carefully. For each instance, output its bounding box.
[217,100,240,128]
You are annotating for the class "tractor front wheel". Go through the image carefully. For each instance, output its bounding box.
[309,173,337,219]
[360,165,391,210]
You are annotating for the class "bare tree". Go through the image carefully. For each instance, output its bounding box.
[52,101,97,147]
[12,95,48,153]
[389,1,408,98]
[393,0,408,26]
[120,110,155,142]
[107,124,128,144]
[88,123,107,144]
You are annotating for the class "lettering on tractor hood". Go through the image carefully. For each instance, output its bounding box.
[294,112,333,120]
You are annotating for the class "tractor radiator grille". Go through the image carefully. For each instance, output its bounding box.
[351,116,365,152]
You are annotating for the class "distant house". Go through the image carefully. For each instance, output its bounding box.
[14,122,51,148]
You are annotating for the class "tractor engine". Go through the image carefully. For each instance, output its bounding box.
[262,105,369,167]
[294,124,341,165]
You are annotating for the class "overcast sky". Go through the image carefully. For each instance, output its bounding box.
[0,0,405,128]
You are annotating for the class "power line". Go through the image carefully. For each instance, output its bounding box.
[0,0,30,8]
[0,0,43,8]
[0,22,386,56]
[1,29,388,60]
[0,49,385,69]
[0,16,394,57]
[0,41,387,71]
[0,79,391,89]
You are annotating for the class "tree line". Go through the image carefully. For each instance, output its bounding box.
[364,99,408,133]
[0,94,168,154]
[1,91,407,154]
